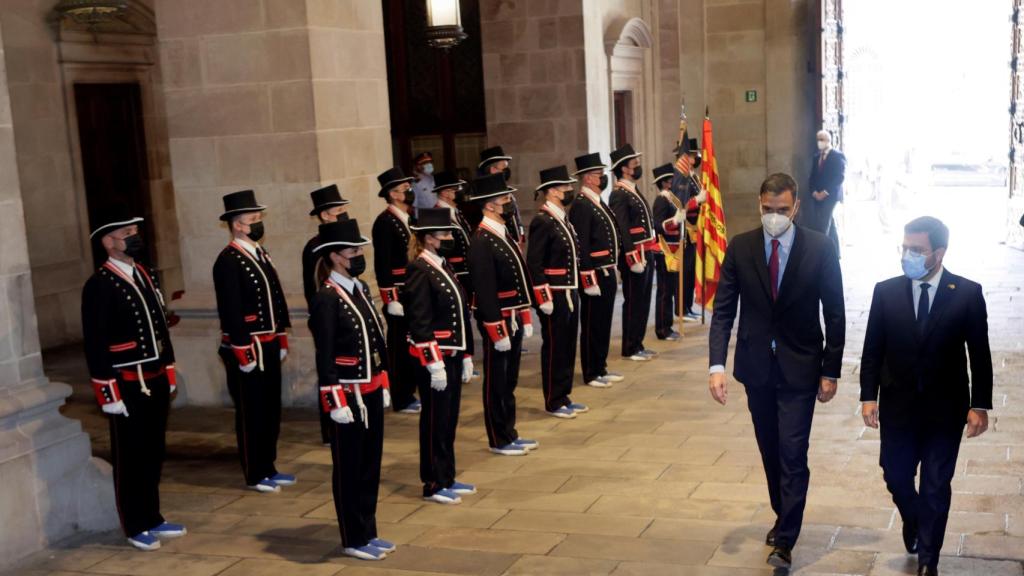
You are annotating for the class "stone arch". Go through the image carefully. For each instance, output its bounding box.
[50,0,156,36]
[607,16,654,52]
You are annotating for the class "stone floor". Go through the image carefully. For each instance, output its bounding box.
[9,230,1024,576]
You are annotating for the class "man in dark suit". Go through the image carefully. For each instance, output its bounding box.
[860,216,992,576]
[798,130,846,254]
[708,173,846,569]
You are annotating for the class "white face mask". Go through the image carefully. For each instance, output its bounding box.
[761,212,792,238]
[817,140,830,152]
[422,163,434,175]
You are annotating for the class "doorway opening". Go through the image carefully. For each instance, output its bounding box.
[73,82,153,269]
[613,90,635,149]
[824,0,1016,282]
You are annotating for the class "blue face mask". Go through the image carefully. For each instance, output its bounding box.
[901,251,929,280]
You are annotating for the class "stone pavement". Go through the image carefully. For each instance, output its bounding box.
[8,239,1024,576]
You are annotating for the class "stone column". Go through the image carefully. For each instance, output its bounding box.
[0,25,116,571]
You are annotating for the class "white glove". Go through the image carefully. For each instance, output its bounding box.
[239,361,257,373]
[695,189,707,204]
[330,406,355,424]
[522,322,534,339]
[280,348,288,362]
[494,336,512,352]
[386,301,404,316]
[539,301,554,315]
[629,262,645,274]
[382,388,392,409]
[102,400,129,417]
[673,210,687,225]
[461,357,473,383]
[584,285,601,297]
[430,369,448,391]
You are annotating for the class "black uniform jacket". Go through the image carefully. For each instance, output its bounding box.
[860,269,993,426]
[302,234,321,311]
[371,205,411,305]
[402,252,474,365]
[213,241,291,356]
[568,188,620,289]
[608,180,655,263]
[526,202,580,305]
[652,190,683,247]
[82,260,175,382]
[468,218,533,342]
[436,201,473,283]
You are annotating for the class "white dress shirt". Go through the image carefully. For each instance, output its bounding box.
[912,265,944,318]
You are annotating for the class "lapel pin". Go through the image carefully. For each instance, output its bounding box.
[948,284,956,290]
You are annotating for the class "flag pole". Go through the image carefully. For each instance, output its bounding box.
[674,102,688,337]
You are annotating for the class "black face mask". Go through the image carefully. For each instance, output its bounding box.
[403,189,415,206]
[335,212,350,222]
[598,175,608,190]
[632,165,643,180]
[346,254,366,277]
[500,201,517,219]
[502,167,512,181]
[246,221,265,242]
[437,238,456,257]
[692,156,702,169]
[561,190,576,206]
[123,234,145,259]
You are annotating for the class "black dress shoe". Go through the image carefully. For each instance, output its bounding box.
[903,520,919,554]
[917,565,937,576]
[765,526,778,547]
[767,546,792,569]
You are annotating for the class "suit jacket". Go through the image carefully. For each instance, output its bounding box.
[709,225,846,389]
[800,149,846,232]
[859,270,993,427]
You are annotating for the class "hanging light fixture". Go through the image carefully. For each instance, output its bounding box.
[425,0,467,49]
[53,0,128,27]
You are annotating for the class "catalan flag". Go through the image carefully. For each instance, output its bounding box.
[695,111,727,309]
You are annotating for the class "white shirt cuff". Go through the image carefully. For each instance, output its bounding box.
[709,365,725,375]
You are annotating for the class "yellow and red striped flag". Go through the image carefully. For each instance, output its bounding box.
[695,111,728,308]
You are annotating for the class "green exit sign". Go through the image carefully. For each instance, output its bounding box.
[745,90,758,103]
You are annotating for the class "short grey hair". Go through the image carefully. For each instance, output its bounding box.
[816,130,832,142]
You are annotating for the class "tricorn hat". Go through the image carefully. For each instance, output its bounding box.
[309,184,350,216]
[535,165,577,195]
[220,190,266,222]
[572,152,608,176]
[609,143,642,169]
[377,167,415,198]
[410,207,458,232]
[89,205,144,240]
[432,171,466,193]
[313,219,370,253]
[468,173,516,203]
[478,145,512,169]
[652,163,675,184]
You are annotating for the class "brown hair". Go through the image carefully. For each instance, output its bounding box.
[408,232,429,262]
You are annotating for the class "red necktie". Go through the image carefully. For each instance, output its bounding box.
[769,239,780,301]
[818,152,826,169]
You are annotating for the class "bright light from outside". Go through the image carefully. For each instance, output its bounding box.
[841,0,1012,280]
[427,0,461,27]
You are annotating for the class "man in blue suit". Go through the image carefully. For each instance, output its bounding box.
[860,216,992,576]
[799,130,846,254]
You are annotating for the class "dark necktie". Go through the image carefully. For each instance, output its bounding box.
[818,152,826,169]
[917,283,931,334]
[768,239,780,301]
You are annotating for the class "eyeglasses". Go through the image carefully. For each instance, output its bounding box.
[899,246,931,257]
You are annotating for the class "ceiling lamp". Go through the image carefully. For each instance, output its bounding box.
[425,0,467,49]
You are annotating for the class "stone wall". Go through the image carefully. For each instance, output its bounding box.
[0,23,116,570]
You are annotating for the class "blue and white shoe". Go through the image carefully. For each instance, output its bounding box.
[547,405,576,419]
[602,372,625,383]
[343,544,387,561]
[513,438,539,451]
[269,473,296,486]
[247,478,280,493]
[127,531,161,551]
[587,376,613,388]
[424,488,462,505]
[490,443,528,456]
[369,538,395,553]
[449,481,477,495]
[568,402,589,414]
[639,349,658,358]
[399,400,422,414]
[149,522,187,539]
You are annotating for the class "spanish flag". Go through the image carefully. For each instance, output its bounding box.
[696,111,728,308]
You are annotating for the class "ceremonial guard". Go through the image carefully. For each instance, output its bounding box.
[309,219,395,562]
[372,167,421,414]
[478,145,526,244]
[609,143,657,361]
[651,163,686,340]
[82,210,186,551]
[432,170,473,293]
[404,208,477,504]
[527,166,588,418]
[677,139,705,320]
[302,183,350,444]
[569,153,623,388]
[213,190,296,493]
[467,173,539,456]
